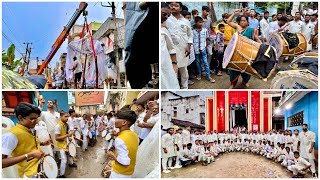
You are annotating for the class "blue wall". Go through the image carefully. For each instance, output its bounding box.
[37,91,69,112]
[285,91,318,149]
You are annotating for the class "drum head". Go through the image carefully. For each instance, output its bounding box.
[105,133,112,141]
[268,33,283,59]
[68,143,77,157]
[75,131,81,140]
[42,155,58,178]
[271,70,318,89]
[223,33,238,68]
[102,130,107,137]
[88,132,92,139]
[2,116,14,134]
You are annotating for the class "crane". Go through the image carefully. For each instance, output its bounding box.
[37,2,88,75]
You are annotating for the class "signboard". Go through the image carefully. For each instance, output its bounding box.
[75,91,104,106]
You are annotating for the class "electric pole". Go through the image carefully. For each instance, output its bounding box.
[101,2,121,88]
[23,42,32,73]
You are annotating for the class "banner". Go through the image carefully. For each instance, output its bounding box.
[216,91,225,132]
[264,98,269,132]
[251,91,260,131]
[75,91,104,106]
[229,91,248,104]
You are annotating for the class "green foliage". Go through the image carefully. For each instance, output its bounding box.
[2,44,21,67]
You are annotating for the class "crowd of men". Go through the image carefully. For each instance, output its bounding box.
[2,97,159,178]
[161,124,317,178]
[161,2,318,89]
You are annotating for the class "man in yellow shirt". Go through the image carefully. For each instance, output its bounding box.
[2,102,49,178]
[55,111,77,178]
[215,13,235,48]
[106,109,139,178]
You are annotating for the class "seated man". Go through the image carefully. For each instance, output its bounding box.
[281,147,294,167]
[180,143,197,167]
[288,151,311,178]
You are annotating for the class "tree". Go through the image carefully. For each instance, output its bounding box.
[2,44,23,71]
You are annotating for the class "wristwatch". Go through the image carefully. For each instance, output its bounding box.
[172,61,177,65]
[25,154,28,159]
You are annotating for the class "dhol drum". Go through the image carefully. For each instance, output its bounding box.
[75,130,82,140]
[268,32,307,59]
[271,70,318,89]
[68,142,77,157]
[105,133,112,141]
[101,130,108,137]
[2,117,19,178]
[37,155,58,178]
[290,52,318,72]
[2,116,15,134]
[223,33,276,79]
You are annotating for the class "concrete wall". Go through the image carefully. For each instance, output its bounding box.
[285,91,318,149]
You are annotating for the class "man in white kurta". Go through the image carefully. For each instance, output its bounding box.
[162,128,175,173]
[281,147,294,167]
[292,129,299,151]
[260,11,270,42]
[285,12,304,33]
[288,152,312,177]
[166,2,193,89]
[298,124,317,177]
[302,14,315,51]
[40,100,60,152]
[173,128,183,168]
[182,126,191,149]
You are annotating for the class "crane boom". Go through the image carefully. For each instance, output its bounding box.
[37,2,88,74]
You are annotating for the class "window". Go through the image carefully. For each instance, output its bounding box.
[200,113,205,125]
[186,109,189,113]
[173,111,177,117]
[288,111,304,127]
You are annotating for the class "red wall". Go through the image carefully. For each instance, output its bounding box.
[229,91,248,104]
[264,98,269,132]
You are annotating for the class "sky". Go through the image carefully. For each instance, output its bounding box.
[2,2,124,68]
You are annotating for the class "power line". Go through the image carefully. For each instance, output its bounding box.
[2,19,25,50]
[2,32,25,57]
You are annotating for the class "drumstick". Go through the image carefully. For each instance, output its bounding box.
[50,143,69,152]
[74,137,84,142]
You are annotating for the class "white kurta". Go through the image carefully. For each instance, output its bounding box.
[161,133,175,158]
[302,22,315,51]
[298,131,316,159]
[174,133,183,156]
[260,18,270,40]
[161,27,180,89]
[286,20,305,33]
[182,130,191,145]
[166,15,193,68]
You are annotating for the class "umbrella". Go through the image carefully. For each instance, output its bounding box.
[27,75,48,89]
[2,66,37,89]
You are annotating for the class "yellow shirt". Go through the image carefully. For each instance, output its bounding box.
[215,22,235,45]
[56,120,69,150]
[112,130,139,175]
[8,124,40,178]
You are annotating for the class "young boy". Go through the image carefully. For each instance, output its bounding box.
[2,102,47,178]
[55,111,77,178]
[106,110,139,178]
[215,24,225,76]
[193,16,215,83]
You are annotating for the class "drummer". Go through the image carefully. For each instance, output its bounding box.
[55,111,77,178]
[80,114,89,152]
[226,8,262,89]
[2,102,48,178]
